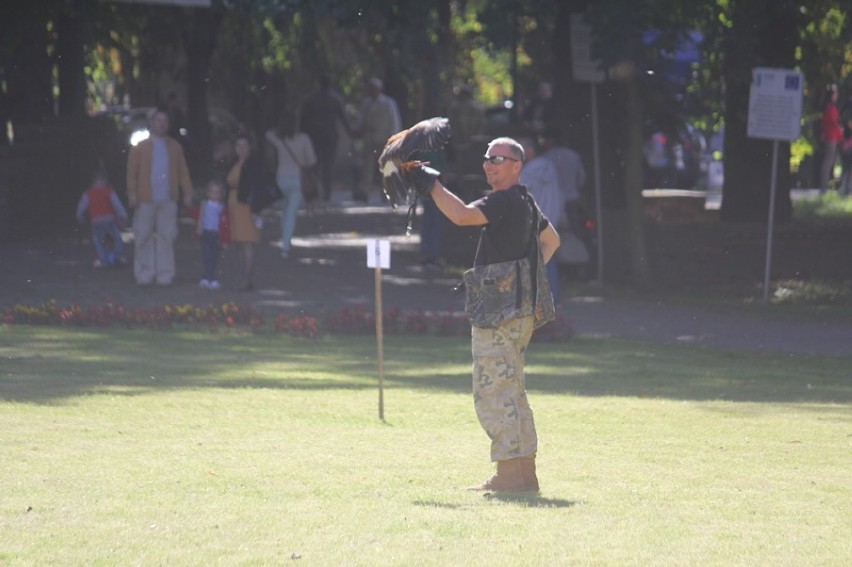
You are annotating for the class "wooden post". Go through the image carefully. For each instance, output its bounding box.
[374,265,385,421]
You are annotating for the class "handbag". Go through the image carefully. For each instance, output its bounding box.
[282,139,319,202]
[248,180,283,214]
[240,155,282,214]
[463,192,555,329]
[300,165,320,202]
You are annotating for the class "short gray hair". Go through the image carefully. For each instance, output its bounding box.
[487,137,525,163]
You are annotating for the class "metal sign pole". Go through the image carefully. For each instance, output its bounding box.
[570,13,606,284]
[591,82,604,283]
[763,140,779,304]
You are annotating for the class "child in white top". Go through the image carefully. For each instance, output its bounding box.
[196,180,226,289]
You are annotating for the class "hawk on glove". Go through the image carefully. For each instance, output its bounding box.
[377,116,451,208]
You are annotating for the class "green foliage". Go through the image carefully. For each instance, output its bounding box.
[790,136,813,173]
[772,278,852,304]
[793,190,852,221]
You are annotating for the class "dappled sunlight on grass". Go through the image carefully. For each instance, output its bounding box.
[1,327,850,565]
[1,328,850,407]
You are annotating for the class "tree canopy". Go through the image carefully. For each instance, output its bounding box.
[3,0,852,281]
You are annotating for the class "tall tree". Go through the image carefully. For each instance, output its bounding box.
[718,0,800,223]
[1,2,56,127]
[55,0,87,117]
[182,4,223,181]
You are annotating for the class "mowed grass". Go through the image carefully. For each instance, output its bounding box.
[1,326,850,566]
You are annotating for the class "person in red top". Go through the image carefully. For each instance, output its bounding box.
[76,171,129,268]
[820,83,843,193]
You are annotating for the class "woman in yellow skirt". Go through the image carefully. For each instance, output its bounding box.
[227,135,264,290]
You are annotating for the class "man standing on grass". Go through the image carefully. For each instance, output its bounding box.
[407,137,560,492]
[126,109,193,286]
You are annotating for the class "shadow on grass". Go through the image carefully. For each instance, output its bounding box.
[1,329,850,406]
[482,493,580,508]
[412,495,580,509]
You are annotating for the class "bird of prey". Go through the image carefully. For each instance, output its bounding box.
[377,116,451,209]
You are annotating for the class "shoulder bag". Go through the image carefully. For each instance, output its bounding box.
[282,138,320,202]
[462,193,555,329]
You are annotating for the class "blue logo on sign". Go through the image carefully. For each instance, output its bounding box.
[785,74,800,90]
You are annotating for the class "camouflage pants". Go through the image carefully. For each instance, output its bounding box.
[471,315,537,462]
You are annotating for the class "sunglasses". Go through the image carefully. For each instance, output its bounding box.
[483,155,519,165]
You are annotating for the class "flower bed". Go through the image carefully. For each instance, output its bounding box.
[2,300,573,342]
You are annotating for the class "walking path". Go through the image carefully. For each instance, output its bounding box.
[2,192,851,358]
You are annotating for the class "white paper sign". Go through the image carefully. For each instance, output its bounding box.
[747,67,804,141]
[366,239,390,269]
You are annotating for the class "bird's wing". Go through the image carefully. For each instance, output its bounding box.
[377,117,451,212]
[377,117,451,168]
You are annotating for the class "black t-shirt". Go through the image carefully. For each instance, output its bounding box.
[474,184,550,264]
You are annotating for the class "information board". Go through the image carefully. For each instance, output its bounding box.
[747,67,804,141]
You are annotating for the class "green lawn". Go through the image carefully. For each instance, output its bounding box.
[1,326,850,566]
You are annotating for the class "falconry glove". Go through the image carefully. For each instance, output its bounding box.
[407,165,441,199]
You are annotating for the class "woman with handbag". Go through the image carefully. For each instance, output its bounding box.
[266,111,317,259]
[226,134,266,290]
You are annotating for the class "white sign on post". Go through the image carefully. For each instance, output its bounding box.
[569,14,606,83]
[366,239,390,269]
[746,67,804,304]
[747,68,804,141]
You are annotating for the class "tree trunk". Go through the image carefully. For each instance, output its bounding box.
[56,0,86,117]
[720,0,798,223]
[624,75,652,286]
[184,6,222,184]
[6,8,54,126]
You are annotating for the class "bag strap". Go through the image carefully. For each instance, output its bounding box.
[281,138,305,168]
[470,190,542,310]
[524,192,543,311]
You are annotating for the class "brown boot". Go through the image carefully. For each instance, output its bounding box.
[519,455,539,492]
[467,458,526,492]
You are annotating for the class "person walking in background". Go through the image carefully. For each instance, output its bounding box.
[126,109,193,286]
[446,84,486,178]
[538,130,587,223]
[519,137,563,304]
[76,170,128,268]
[523,81,556,134]
[352,77,401,202]
[164,91,187,144]
[195,179,228,289]
[226,134,265,291]
[407,137,560,493]
[820,83,843,193]
[266,111,316,259]
[838,94,852,197]
[416,148,450,271]
[838,116,852,197]
[538,129,590,269]
[447,85,485,150]
[300,74,351,201]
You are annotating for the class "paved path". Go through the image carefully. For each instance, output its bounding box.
[2,193,851,358]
